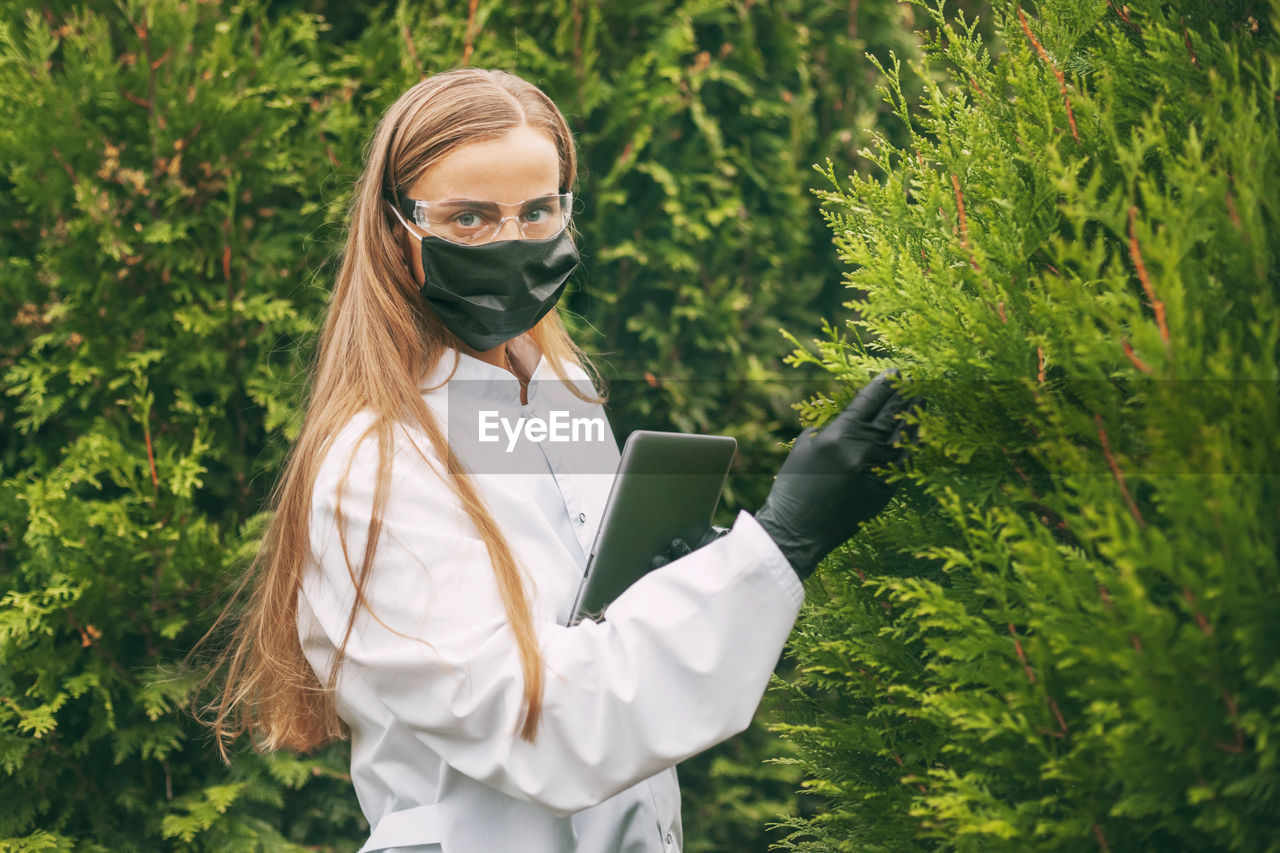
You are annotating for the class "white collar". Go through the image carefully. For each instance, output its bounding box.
[419,339,549,404]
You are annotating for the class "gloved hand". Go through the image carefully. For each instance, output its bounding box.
[754,368,916,580]
[650,538,692,570]
[649,526,730,570]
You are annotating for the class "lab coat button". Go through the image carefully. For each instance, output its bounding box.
[577,512,586,523]
[666,832,674,845]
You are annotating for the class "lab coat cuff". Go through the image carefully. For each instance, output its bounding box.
[732,509,805,609]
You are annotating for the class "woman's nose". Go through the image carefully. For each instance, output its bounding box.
[493,216,523,241]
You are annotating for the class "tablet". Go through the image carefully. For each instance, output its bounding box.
[568,430,737,625]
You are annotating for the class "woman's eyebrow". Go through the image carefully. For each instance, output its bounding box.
[429,194,560,209]
[432,199,502,212]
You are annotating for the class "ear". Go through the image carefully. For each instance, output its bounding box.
[387,204,426,287]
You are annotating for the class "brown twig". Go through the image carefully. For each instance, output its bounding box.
[1015,489,1083,551]
[1106,0,1131,24]
[221,243,233,286]
[1008,623,1036,682]
[462,0,480,66]
[1225,190,1243,230]
[121,89,151,108]
[1036,506,1071,536]
[1048,697,1068,733]
[149,46,171,72]
[1121,338,1152,373]
[50,147,76,180]
[951,173,980,271]
[1018,9,1080,142]
[1128,206,1171,349]
[1092,821,1112,853]
[66,613,135,684]
[1037,346,1046,383]
[1181,17,1199,66]
[1182,589,1213,636]
[68,612,98,647]
[401,24,421,70]
[1095,413,1145,528]
[176,121,202,152]
[134,11,165,212]
[320,132,340,168]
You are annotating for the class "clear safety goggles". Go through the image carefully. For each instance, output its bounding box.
[396,192,573,246]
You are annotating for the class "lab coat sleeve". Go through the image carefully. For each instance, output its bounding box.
[299,417,804,817]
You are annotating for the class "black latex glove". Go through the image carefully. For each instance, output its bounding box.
[649,526,731,570]
[754,368,916,580]
[649,538,692,570]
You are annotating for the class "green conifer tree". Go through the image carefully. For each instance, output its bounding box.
[774,0,1279,850]
[0,2,368,848]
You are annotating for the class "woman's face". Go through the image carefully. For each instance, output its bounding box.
[398,124,561,287]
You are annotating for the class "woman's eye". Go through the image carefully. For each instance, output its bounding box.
[453,212,483,228]
[523,207,549,223]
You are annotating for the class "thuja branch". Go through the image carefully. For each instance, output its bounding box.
[1121,338,1153,374]
[1095,413,1145,528]
[1018,8,1080,143]
[951,173,980,271]
[1127,206,1172,351]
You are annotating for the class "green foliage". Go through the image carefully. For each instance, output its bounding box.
[0,1,366,849]
[0,0,923,849]
[775,0,1280,850]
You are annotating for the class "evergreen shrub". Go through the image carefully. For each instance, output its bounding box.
[774,0,1279,850]
[0,2,378,849]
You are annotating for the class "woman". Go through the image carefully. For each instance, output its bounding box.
[210,68,912,852]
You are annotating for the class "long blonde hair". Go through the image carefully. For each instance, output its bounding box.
[204,69,601,756]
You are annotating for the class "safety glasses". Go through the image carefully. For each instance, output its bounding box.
[397,192,573,245]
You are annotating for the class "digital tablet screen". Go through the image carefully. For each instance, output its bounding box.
[568,430,737,625]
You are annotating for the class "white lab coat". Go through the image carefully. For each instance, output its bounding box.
[296,338,804,853]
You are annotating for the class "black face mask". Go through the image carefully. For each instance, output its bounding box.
[397,209,580,351]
